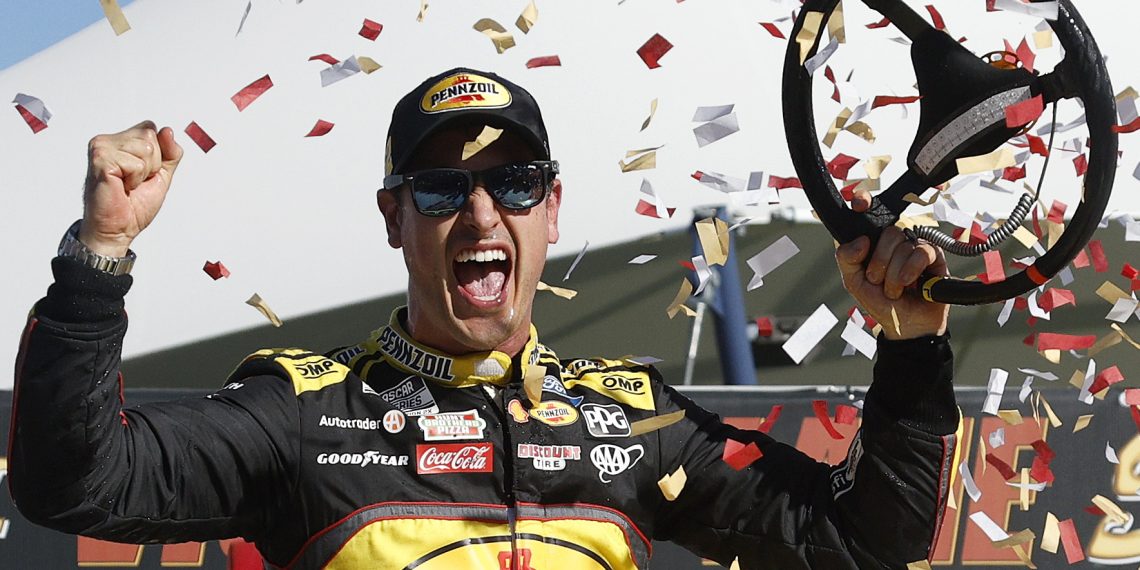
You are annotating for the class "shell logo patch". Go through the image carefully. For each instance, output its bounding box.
[420,72,511,114]
[528,401,580,426]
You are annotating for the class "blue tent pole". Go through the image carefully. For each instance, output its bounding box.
[689,207,755,385]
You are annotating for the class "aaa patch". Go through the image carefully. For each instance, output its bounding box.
[420,72,511,114]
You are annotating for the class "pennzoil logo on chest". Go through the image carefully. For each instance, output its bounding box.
[420,72,512,113]
[528,401,579,426]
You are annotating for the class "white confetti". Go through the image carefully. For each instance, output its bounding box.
[983,368,1009,415]
[628,254,656,265]
[321,55,362,87]
[746,236,800,290]
[1107,442,1120,464]
[969,511,1009,542]
[960,461,982,502]
[563,241,589,281]
[782,304,839,365]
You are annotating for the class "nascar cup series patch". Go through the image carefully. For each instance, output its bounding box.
[420,72,512,114]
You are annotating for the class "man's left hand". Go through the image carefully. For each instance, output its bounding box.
[834,193,950,341]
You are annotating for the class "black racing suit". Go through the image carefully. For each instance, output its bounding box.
[8,258,960,569]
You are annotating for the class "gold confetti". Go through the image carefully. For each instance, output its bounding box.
[863,155,891,179]
[997,409,1024,425]
[823,108,852,147]
[903,191,940,206]
[993,528,1035,548]
[890,306,902,337]
[795,12,825,64]
[357,56,382,74]
[1041,349,1061,364]
[536,281,577,300]
[1096,281,1130,305]
[1068,369,1085,391]
[630,410,685,436]
[827,0,846,43]
[1012,226,1039,248]
[1073,414,1093,432]
[416,0,428,22]
[1019,468,1030,511]
[906,561,933,570]
[461,125,504,160]
[523,363,544,407]
[641,98,658,131]
[657,465,687,501]
[1111,323,1140,349]
[1042,512,1061,553]
[1088,330,1122,357]
[729,558,741,570]
[245,293,283,327]
[515,0,538,33]
[473,18,516,53]
[956,147,1016,175]
[99,0,131,36]
[1093,494,1129,526]
[667,279,693,319]
[619,151,657,173]
[843,121,876,143]
[695,218,729,266]
[1038,392,1063,428]
[1033,28,1053,49]
[1012,544,1037,569]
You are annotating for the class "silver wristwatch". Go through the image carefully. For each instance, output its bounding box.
[57,220,136,276]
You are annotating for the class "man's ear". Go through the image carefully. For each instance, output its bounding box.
[376,189,404,249]
[546,178,562,245]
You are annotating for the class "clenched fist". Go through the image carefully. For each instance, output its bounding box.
[81,121,183,256]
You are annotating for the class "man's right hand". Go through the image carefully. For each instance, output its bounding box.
[81,121,183,257]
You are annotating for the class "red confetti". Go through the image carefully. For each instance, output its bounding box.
[1046,200,1067,224]
[1004,94,1044,128]
[985,453,1017,480]
[872,95,921,109]
[1072,248,1090,269]
[757,404,783,433]
[1085,505,1106,516]
[1014,297,1029,311]
[1074,153,1088,176]
[981,250,1005,284]
[1032,439,1056,464]
[1037,333,1097,351]
[1015,39,1036,74]
[925,5,946,30]
[1132,405,1140,431]
[1113,117,1140,134]
[759,22,785,39]
[14,104,47,133]
[359,18,383,41]
[1123,263,1139,279]
[722,438,763,470]
[1132,279,1140,292]
[184,121,217,153]
[679,260,696,272]
[203,261,230,280]
[768,176,802,190]
[827,153,860,180]
[1125,389,1140,407]
[755,316,774,337]
[1038,288,1076,312]
[1002,165,1026,181]
[231,74,273,112]
[635,200,675,219]
[1057,518,1085,564]
[1027,134,1049,157]
[811,400,845,440]
[1089,240,1108,272]
[637,33,673,69]
[305,119,335,137]
[866,17,891,29]
[1030,455,1055,485]
[834,405,858,425]
[824,66,840,102]
[1089,366,1124,396]
[839,181,859,202]
[525,55,562,69]
[308,54,340,65]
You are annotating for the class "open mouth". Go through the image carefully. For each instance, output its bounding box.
[453,247,512,306]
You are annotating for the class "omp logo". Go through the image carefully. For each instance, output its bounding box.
[296,359,337,379]
[316,451,409,467]
[581,403,631,438]
[420,72,512,114]
[602,375,646,395]
[590,444,645,483]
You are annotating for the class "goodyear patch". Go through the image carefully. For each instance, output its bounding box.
[565,370,655,411]
[420,72,511,114]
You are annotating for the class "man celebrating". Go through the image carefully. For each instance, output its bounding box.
[10,68,957,569]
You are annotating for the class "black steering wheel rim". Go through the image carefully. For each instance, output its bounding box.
[782,0,1118,305]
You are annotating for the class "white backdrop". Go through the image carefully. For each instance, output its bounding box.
[1,0,1137,389]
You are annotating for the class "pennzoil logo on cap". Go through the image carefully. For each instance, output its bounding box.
[420,72,511,114]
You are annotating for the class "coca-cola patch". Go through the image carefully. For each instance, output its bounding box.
[416,443,494,474]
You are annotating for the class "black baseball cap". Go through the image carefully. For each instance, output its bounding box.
[385,67,551,175]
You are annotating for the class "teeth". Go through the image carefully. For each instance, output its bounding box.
[455,249,508,263]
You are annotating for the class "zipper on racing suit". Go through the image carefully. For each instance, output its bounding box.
[482,383,520,569]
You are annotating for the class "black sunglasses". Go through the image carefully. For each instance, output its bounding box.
[382,160,559,217]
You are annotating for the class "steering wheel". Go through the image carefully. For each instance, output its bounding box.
[783,0,1117,305]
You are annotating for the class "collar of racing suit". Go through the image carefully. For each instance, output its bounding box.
[364,307,543,388]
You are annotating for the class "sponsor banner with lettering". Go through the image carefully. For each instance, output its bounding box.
[1,388,1137,568]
